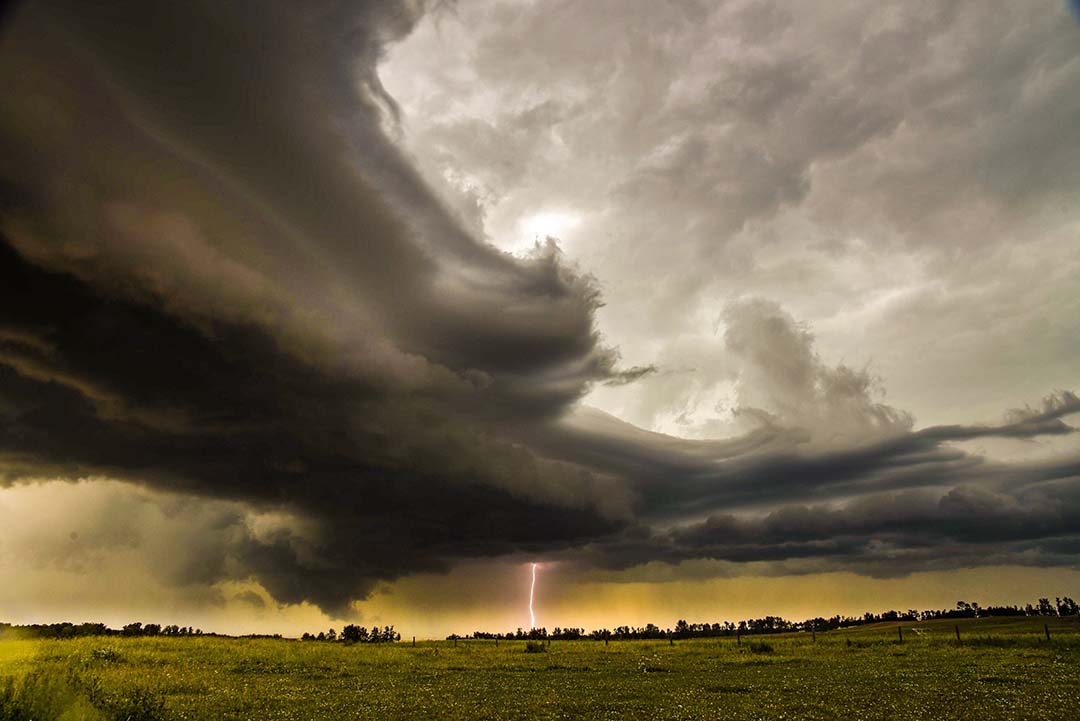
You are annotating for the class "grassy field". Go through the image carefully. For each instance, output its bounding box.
[2,616,1079,720]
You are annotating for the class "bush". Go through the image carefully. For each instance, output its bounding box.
[524,641,547,654]
[748,642,773,654]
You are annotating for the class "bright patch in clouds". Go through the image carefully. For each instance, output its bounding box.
[511,210,582,254]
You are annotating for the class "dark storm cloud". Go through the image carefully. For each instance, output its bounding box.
[530,307,1080,574]
[0,0,632,614]
[579,480,1080,578]
[0,228,630,612]
[1,0,1079,616]
[539,391,1080,521]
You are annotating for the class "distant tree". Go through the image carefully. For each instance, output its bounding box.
[341,625,362,643]
[327,628,337,642]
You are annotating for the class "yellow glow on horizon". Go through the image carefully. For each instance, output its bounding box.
[351,564,1080,640]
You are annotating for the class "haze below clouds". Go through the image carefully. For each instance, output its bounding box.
[0,0,1078,636]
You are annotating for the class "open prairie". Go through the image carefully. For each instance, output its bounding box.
[2,616,1078,720]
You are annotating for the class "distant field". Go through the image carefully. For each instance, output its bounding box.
[2,616,1079,720]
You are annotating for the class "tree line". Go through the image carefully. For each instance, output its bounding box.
[452,595,1080,641]
[461,627,587,641]
[4,595,1075,643]
[301,625,400,643]
[0,621,210,640]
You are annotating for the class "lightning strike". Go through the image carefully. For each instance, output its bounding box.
[529,562,538,629]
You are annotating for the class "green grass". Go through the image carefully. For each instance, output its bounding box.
[2,616,1079,720]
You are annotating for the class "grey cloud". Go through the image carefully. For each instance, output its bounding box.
[722,298,914,441]
[234,591,267,610]
[602,364,659,387]
[528,306,1079,563]
[385,0,1080,429]
[570,481,1080,577]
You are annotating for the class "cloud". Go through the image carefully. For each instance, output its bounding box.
[602,365,659,387]
[0,0,1077,619]
[383,0,1080,428]
[0,0,635,615]
[721,298,914,442]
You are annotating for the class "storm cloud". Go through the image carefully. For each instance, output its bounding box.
[0,0,1078,619]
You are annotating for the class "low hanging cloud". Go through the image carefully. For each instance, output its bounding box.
[0,0,1078,618]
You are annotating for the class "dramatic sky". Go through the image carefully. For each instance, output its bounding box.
[1,0,1079,638]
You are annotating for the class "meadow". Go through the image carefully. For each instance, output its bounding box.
[2,616,1078,720]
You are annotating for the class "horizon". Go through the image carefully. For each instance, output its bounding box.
[5,564,1080,640]
[6,584,1078,642]
[1,1,1080,642]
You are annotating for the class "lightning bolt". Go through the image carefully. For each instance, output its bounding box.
[529,562,538,629]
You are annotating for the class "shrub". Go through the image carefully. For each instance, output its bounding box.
[748,642,773,654]
[524,641,547,654]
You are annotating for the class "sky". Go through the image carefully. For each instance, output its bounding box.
[0,0,1078,639]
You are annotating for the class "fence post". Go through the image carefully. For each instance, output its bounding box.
[1045,623,1051,643]
[812,628,816,643]
[453,637,457,648]
[898,625,903,643]
[412,636,415,647]
[954,625,961,644]
[736,631,741,646]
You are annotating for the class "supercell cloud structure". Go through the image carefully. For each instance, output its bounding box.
[0,0,1078,617]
